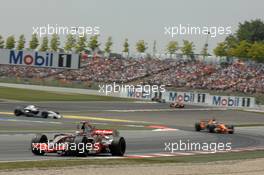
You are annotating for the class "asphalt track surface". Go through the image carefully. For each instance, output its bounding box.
[0,101,264,161]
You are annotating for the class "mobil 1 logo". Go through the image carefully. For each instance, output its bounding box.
[58,54,72,68]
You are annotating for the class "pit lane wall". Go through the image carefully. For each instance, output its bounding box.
[119,90,256,108]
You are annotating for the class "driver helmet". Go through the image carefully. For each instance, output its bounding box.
[80,121,93,133]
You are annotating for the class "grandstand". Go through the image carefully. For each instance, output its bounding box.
[0,57,263,94]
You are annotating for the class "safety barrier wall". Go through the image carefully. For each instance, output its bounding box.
[119,90,256,108]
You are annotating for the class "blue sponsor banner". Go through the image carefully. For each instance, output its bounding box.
[211,95,253,107]
[126,89,152,99]
[123,88,255,108]
[0,49,80,69]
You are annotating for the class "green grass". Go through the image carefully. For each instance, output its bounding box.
[0,86,132,101]
[0,150,263,170]
[0,77,99,90]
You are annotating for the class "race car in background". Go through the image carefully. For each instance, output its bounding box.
[195,119,234,134]
[170,101,185,108]
[14,105,62,119]
[31,121,126,157]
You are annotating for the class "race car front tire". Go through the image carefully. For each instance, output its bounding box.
[31,134,48,156]
[110,137,126,156]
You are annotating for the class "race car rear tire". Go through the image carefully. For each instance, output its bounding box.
[195,123,201,131]
[110,137,126,156]
[14,108,23,116]
[31,134,48,156]
[73,136,89,157]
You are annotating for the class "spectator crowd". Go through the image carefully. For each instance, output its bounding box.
[0,57,263,94]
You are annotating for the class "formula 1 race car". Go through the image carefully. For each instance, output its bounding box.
[31,121,126,157]
[14,105,62,119]
[195,119,234,134]
[169,101,185,108]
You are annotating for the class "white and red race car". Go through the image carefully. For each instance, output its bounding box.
[31,121,126,157]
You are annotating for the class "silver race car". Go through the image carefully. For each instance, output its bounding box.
[14,105,62,119]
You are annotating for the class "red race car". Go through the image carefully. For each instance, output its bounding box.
[31,121,126,157]
[170,101,185,108]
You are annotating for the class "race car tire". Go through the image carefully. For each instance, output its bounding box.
[41,111,48,118]
[31,134,48,156]
[14,108,23,116]
[110,137,126,156]
[228,125,234,134]
[195,123,201,131]
[73,136,89,157]
[208,125,216,133]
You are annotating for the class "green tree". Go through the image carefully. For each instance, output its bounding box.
[231,40,251,59]
[29,33,39,50]
[166,41,178,56]
[224,36,238,57]
[123,38,129,53]
[39,36,49,51]
[213,42,227,57]
[16,34,26,50]
[88,35,100,52]
[75,35,87,53]
[214,35,238,57]
[136,40,147,53]
[104,37,113,54]
[0,35,5,48]
[248,42,264,63]
[181,40,195,56]
[50,34,60,52]
[214,19,264,60]
[5,35,16,49]
[64,34,76,52]
[237,19,264,42]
